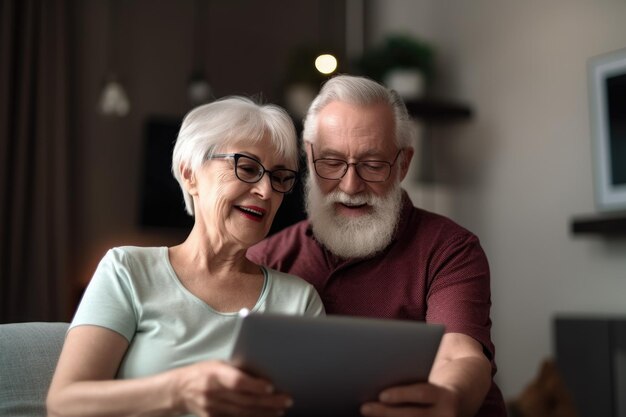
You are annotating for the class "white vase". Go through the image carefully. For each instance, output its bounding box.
[384,69,424,99]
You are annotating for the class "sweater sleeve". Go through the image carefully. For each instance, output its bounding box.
[425,232,494,360]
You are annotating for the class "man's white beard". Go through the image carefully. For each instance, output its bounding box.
[305,174,403,259]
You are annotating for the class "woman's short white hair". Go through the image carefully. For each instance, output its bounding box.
[172,96,298,216]
[302,74,415,148]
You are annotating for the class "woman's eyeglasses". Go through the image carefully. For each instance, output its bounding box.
[208,153,298,194]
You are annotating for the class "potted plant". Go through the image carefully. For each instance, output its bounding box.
[357,34,435,99]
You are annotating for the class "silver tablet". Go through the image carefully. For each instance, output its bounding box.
[229,313,444,417]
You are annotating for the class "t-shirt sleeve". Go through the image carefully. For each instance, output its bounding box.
[425,232,494,359]
[304,289,325,317]
[263,268,326,317]
[70,249,138,341]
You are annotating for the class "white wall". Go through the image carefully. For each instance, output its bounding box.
[371,0,626,399]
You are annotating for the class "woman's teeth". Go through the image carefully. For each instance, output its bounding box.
[237,206,263,217]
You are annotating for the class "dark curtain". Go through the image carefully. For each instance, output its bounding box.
[0,0,72,323]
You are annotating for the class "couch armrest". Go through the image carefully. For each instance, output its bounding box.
[0,322,69,417]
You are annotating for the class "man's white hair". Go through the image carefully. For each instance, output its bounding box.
[302,74,416,148]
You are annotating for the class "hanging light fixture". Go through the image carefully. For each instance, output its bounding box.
[187,0,212,106]
[98,0,130,117]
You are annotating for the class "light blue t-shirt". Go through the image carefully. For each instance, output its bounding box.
[71,246,325,379]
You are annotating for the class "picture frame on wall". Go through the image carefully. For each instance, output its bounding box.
[588,47,626,211]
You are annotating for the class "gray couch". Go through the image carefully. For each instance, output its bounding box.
[0,322,69,417]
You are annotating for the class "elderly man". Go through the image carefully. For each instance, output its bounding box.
[247,75,505,417]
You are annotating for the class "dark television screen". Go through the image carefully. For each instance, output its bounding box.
[139,117,193,230]
[606,73,626,186]
[588,47,626,210]
[138,117,306,234]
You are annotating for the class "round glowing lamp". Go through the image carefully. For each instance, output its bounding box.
[315,54,338,75]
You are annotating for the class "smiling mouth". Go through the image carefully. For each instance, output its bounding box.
[339,202,368,209]
[235,205,266,221]
[334,202,372,217]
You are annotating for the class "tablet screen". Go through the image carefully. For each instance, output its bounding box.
[229,313,444,417]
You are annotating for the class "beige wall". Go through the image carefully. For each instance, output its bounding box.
[373,0,626,399]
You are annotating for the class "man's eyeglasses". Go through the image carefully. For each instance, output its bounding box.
[208,153,298,194]
[309,144,402,183]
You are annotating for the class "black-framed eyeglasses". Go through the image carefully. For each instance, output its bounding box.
[309,144,403,183]
[207,153,298,194]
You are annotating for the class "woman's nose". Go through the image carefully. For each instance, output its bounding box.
[252,173,273,199]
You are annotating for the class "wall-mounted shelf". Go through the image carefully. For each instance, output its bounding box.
[570,213,626,237]
[405,98,473,122]
[405,98,473,183]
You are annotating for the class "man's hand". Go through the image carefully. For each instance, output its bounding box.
[360,382,460,417]
[360,333,491,417]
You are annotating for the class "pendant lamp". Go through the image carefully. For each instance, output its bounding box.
[98,0,130,117]
[188,0,212,106]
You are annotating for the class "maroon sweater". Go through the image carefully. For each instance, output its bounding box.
[248,194,507,416]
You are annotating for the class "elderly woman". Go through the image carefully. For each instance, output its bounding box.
[47,97,324,417]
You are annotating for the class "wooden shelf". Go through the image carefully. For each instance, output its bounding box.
[570,213,626,237]
[405,98,473,122]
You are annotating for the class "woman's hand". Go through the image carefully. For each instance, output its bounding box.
[47,326,291,417]
[172,360,293,417]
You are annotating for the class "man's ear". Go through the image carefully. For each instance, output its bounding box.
[398,147,414,182]
[181,165,198,195]
[303,141,313,164]
[303,141,317,175]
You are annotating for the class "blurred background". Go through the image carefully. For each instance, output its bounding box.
[2,0,626,412]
